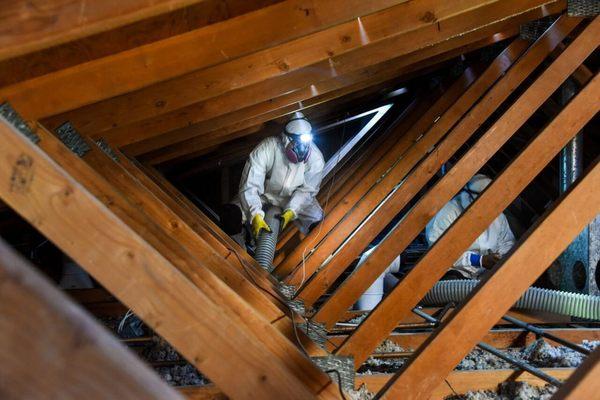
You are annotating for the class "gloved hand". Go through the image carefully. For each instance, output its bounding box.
[481,253,501,269]
[251,214,271,238]
[279,209,296,231]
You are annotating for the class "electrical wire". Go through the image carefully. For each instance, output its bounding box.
[298,113,349,288]
[227,247,350,398]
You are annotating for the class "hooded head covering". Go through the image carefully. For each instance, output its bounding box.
[283,112,312,163]
[458,174,492,208]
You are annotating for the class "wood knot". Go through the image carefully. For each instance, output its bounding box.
[154,100,166,108]
[276,60,290,72]
[420,11,436,23]
[340,35,352,44]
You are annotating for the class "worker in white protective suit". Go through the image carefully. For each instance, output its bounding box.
[426,174,516,279]
[221,112,325,243]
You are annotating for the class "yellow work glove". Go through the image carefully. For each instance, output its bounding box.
[279,209,296,231]
[251,214,271,238]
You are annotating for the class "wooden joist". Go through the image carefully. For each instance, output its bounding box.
[120,2,563,160]
[0,0,405,121]
[335,24,599,370]
[0,237,182,399]
[359,369,575,399]
[287,33,536,294]
[39,0,562,138]
[308,16,583,324]
[0,0,209,61]
[273,64,481,281]
[117,24,524,157]
[326,328,600,353]
[376,142,600,399]
[180,368,577,400]
[0,114,339,399]
[553,348,600,399]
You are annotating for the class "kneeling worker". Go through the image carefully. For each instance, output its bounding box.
[426,174,516,279]
[222,112,325,243]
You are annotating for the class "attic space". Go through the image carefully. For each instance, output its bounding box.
[0,1,599,399]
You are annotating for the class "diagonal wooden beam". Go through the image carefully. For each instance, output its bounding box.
[298,16,583,310]
[274,69,482,278]
[132,159,275,281]
[41,0,562,135]
[114,3,562,157]
[0,0,405,120]
[274,97,430,266]
[285,34,536,292]
[77,134,328,355]
[376,135,600,400]
[110,23,523,154]
[334,23,599,369]
[0,115,338,399]
[0,237,183,400]
[0,0,209,62]
[39,128,282,320]
[552,347,600,399]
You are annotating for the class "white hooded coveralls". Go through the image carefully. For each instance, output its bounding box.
[426,191,516,278]
[237,135,325,233]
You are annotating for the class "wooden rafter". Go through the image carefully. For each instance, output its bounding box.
[116,2,564,161]
[1,0,406,120]
[282,33,535,291]
[0,1,282,87]
[0,237,182,399]
[377,147,600,399]
[36,0,562,140]
[132,29,522,163]
[0,0,213,61]
[334,22,599,369]
[0,115,339,399]
[294,16,581,311]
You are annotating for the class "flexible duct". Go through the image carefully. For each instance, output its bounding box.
[254,206,281,272]
[422,280,600,320]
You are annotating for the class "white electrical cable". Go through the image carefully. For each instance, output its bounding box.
[298,115,348,289]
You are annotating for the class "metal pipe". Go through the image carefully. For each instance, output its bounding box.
[476,342,562,386]
[412,308,563,387]
[501,315,591,355]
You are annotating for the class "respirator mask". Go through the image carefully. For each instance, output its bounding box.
[283,113,313,163]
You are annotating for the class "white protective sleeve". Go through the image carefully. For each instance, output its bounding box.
[426,202,483,277]
[285,146,324,216]
[239,140,275,221]
[494,213,516,257]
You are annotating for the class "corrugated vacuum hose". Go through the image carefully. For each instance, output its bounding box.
[254,206,282,272]
[422,279,600,320]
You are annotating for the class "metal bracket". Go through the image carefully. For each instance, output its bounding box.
[311,356,355,392]
[568,0,600,16]
[519,16,557,41]
[95,138,120,162]
[55,122,90,157]
[0,103,40,144]
[298,320,327,348]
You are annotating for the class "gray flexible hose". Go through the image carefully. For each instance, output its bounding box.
[254,206,281,272]
[422,279,600,320]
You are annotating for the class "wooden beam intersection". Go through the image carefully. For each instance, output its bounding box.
[117,3,563,159]
[1,0,406,120]
[40,0,563,138]
[335,25,599,371]
[0,115,338,399]
[300,16,583,317]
